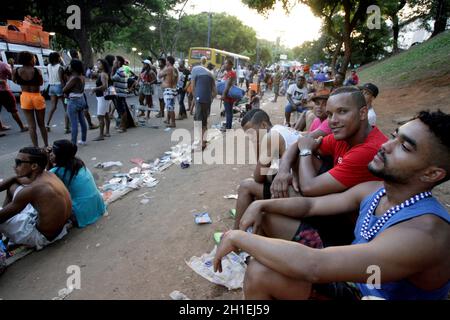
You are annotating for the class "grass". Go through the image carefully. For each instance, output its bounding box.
[358,30,450,87]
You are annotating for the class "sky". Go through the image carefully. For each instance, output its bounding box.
[181,0,323,49]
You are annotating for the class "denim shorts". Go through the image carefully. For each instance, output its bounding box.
[285,103,307,113]
[49,84,63,97]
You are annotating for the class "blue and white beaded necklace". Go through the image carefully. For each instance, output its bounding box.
[360,188,432,241]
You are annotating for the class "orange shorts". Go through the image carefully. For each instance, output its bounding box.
[20,92,46,110]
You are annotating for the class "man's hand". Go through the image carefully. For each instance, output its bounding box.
[270,171,293,198]
[213,231,241,273]
[239,201,263,234]
[297,135,323,153]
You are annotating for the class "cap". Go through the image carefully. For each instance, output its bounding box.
[311,88,331,101]
[142,59,151,65]
[362,83,379,98]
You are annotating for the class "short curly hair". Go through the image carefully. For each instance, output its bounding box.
[416,109,450,183]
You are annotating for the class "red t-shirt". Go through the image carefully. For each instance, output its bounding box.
[222,70,237,103]
[319,127,387,187]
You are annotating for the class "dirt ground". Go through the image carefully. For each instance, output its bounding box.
[0,73,449,300]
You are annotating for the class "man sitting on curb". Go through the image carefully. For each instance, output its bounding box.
[214,110,450,300]
[270,86,388,246]
[235,109,302,229]
[284,75,308,127]
[0,147,71,250]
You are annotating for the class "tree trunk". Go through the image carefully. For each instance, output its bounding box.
[331,40,343,76]
[341,38,352,76]
[431,0,448,37]
[392,14,400,53]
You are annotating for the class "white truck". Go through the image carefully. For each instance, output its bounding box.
[0,41,54,96]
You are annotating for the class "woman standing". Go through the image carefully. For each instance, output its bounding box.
[46,51,70,133]
[12,51,48,147]
[63,59,87,145]
[49,139,106,228]
[92,59,111,141]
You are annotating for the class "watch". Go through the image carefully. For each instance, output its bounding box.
[299,149,312,157]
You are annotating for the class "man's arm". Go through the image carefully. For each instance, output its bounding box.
[0,177,17,193]
[239,181,378,232]
[215,216,445,285]
[286,93,295,106]
[297,135,347,196]
[223,73,235,97]
[0,185,34,224]
[270,142,300,198]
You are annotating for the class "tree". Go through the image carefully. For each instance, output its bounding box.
[383,0,407,53]
[243,0,373,74]
[2,0,181,67]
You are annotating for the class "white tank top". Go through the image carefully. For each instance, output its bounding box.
[47,63,62,85]
[270,124,302,149]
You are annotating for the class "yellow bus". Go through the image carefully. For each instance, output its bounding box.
[188,47,250,69]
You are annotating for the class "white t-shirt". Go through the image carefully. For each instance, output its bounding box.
[287,84,308,105]
[368,107,376,126]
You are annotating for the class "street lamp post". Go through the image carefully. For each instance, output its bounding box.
[132,47,137,72]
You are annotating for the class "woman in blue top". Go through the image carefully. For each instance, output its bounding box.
[48,139,105,228]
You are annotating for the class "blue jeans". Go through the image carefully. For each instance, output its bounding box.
[224,101,233,129]
[178,91,187,115]
[67,97,87,144]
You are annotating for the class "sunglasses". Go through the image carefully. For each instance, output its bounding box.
[14,159,34,167]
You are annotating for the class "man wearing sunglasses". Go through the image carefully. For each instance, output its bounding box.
[0,147,71,250]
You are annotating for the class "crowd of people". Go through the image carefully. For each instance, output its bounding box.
[0,48,448,300]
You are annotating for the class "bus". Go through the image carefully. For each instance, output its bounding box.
[188,47,250,69]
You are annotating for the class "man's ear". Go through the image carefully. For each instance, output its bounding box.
[420,166,447,185]
[30,163,39,171]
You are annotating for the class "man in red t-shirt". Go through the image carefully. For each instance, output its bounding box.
[221,58,237,130]
[247,86,387,246]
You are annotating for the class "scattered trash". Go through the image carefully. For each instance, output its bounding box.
[186,246,249,290]
[131,143,139,147]
[52,287,74,300]
[224,194,238,200]
[181,161,190,169]
[164,128,172,132]
[169,290,191,300]
[140,198,150,205]
[95,243,100,247]
[198,191,206,196]
[213,232,223,244]
[194,212,212,224]
[91,157,97,161]
[210,113,217,116]
[229,209,236,218]
[130,158,145,166]
[95,161,123,169]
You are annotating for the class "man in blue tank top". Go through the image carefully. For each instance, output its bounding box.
[213,110,450,300]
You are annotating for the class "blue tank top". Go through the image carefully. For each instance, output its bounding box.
[353,188,450,300]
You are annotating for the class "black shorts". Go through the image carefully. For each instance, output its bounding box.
[311,282,362,300]
[262,174,276,199]
[0,90,18,113]
[194,101,211,127]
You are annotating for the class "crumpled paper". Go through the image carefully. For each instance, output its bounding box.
[186,246,249,290]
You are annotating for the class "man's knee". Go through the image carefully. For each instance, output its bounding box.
[244,258,272,292]
[238,178,256,195]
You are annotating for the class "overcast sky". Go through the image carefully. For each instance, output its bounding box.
[181,0,323,49]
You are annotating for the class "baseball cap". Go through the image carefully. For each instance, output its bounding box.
[142,59,151,65]
[311,88,331,101]
[361,83,379,98]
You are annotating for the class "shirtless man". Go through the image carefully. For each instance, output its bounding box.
[159,56,179,127]
[215,110,450,300]
[0,147,71,250]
